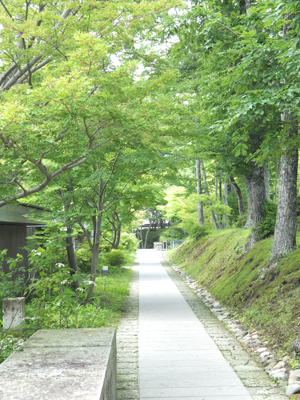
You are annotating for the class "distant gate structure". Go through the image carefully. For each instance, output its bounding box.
[0,204,46,280]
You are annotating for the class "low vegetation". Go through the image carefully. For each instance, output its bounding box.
[168,229,300,360]
[0,263,133,364]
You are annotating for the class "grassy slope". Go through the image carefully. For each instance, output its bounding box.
[168,229,300,358]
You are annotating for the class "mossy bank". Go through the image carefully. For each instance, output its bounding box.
[168,229,300,360]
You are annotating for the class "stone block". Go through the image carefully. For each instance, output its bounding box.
[0,328,117,400]
[3,297,25,330]
[102,266,109,276]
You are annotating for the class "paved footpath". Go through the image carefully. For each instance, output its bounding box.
[136,249,287,400]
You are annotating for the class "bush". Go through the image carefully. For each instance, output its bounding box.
[75,242,92,273]
[99,243,112,253]
[119,233,139,252]
[104,249,127,267]
[188,225,208,241]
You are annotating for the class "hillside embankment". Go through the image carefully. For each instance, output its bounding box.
[168,229,300,364]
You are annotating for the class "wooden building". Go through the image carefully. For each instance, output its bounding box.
[0,204,46,279]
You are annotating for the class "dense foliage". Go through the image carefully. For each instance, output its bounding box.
[1,0,300,363]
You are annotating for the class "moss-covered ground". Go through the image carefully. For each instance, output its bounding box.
[168,229,300,360]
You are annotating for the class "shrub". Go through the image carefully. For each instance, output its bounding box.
[188,225,208,241]
[75,242,92,273]
[119,233,139,252]
[99,244,111,253]
[104,249,127,267]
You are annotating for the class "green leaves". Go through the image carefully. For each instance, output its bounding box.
[234,142,248,157]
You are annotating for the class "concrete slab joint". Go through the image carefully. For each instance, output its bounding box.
[0,328,117,400]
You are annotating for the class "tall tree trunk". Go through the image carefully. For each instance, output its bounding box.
[65,225,80,289]
[136,229,143,249]
[230,176,245,216]
[274,159,280,201]
[196,159,204,226]
[143,221,152,249]
[62,188,80,288]
[269,112,298,264]
[215,161,218,202]
[247,166,266,246]
[114,225,121,249]
[269,11,298,264]
[215,162,220,222]
[264,163,271,200]
[244,174,253,228]
[200,160,220,229]
[88,178,103,299]
[222,177,229,228]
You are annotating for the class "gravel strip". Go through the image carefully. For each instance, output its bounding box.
[117,267,139,400]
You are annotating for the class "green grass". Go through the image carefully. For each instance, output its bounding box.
[168,229,300,358]
[0,266,132,363]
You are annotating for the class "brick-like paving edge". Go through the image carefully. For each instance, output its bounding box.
[117,267,139,400]
[161,257,289,400]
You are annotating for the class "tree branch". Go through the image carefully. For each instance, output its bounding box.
[0,154,87,207]
[0,0,13,19]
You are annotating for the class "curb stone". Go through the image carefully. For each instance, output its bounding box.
[117,267,139,400]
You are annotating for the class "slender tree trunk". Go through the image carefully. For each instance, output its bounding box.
[111,212,122,249]
[88,178,103,299]
[244,174,253,228]
[222,177,229,228]
[136,229,142,248]
[274,159,280,201]
[230,176,245,216]
[114,225,121,249]
[215,162,220,222]
[62,188,80,288]
[65,226,80,289]
[264,163,271,200]
[215,162,218,202]
[143,222,152,249]
[196,159,204,225]
[247,166,266,246]
[269,113,298,264]
[200,160,220,229]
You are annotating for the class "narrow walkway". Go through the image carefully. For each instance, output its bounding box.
[137,249,287,400]
[138,249,252,399]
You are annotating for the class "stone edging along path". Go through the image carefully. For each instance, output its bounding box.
[116,266,139,400]
[162,256,290,400]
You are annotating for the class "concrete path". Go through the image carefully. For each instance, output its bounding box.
[138,249,253,400]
